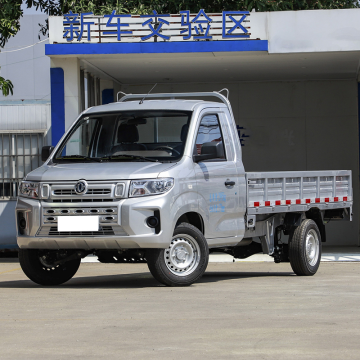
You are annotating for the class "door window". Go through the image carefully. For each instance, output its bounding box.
[195,114,226,159]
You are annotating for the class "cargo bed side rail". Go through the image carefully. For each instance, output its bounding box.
[246,170,352,216]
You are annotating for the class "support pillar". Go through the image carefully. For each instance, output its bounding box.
[50,58,81,145]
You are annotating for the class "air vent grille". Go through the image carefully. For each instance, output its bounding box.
[48,226,115,236]
[51,199,115,203]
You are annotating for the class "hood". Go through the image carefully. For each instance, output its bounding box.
[26,161,176,182]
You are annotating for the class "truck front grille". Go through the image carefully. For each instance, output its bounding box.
[48,226,115,236]
[44,181,127,202]
[51,199,115,203]
[54,189,111,196]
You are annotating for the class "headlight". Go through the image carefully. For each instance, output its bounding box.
[19,181,39,199]
[129,178,174,197]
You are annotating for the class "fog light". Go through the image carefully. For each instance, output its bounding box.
[19,218,26,230]
[146,216,159,228]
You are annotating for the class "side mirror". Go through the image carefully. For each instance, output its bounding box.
[193,142,224,163]
[41,146,55,162]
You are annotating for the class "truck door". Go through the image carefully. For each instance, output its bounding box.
[193,110,241,240]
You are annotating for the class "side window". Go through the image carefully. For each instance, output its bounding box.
[195,114,226,160]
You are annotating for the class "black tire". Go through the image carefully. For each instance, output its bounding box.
[19,249,81,286]
[289,219,322,276]
[147,223,209,286]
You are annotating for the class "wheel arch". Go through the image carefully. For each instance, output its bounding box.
[305,207,326,243]
[175,212,204,234]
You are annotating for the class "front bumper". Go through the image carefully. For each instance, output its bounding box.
[16,194,174,250]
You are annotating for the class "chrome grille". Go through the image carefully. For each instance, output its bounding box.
[48,226,115,236]
[54,189,111,196]
[51,199,115,203]
[45,181,127,203]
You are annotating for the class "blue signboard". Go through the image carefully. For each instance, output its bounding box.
[63,9,250,42]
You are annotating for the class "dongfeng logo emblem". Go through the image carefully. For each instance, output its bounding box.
[74,180,88,195]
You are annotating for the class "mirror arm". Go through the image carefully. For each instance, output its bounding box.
[193,154,214,163]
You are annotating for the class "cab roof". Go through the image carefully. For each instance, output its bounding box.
[85,99,227,114]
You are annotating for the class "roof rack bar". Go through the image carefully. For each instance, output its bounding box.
[118,91,227,104]
[117,91,128,101]
[117,91,234,121]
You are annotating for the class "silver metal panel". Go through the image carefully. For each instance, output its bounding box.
[247,171,352,207]
[26,162,176,182]
[0,104,50,131]
[194,109,240,240]
[85,99,211,114]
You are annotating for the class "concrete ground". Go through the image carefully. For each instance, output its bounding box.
[0,261,359,359]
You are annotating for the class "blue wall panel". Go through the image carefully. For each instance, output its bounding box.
[50,68,65,146]
[102,89,114,104]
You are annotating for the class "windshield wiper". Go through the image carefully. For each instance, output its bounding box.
[101,154,158,162]
[56,155,103,162]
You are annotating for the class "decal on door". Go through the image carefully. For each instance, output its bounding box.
[209,192,226,213]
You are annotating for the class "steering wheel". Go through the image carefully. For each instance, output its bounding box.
[154,146,180,156]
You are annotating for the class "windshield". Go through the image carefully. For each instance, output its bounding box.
[53,110,192,163]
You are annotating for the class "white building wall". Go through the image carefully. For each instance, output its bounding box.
[268,9,360,54]
[0,104,50,131]
[0,15,50,102]
[122,79,359,246]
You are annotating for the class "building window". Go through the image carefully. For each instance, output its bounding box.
[0,132,44,200]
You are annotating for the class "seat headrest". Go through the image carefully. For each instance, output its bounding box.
[181,124,189,142]
[117,124,139,143]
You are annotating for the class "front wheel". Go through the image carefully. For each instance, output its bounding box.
[147,223,209,286]
[19,249,81,286]
[289,219,322,276]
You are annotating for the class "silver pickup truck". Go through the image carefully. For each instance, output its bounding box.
[16,91,353,286]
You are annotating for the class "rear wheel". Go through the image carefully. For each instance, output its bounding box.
[289,219,322,276]
[19,249,81,286]
[147,223,209,286]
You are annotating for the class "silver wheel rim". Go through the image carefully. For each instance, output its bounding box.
[305,229,320,266]
[164,234,201,277]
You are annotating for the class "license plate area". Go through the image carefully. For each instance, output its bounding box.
[57,216,99,232]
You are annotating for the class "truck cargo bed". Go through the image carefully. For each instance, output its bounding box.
[246,170,352,215]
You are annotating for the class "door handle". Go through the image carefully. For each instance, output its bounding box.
[225,180,235,186]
